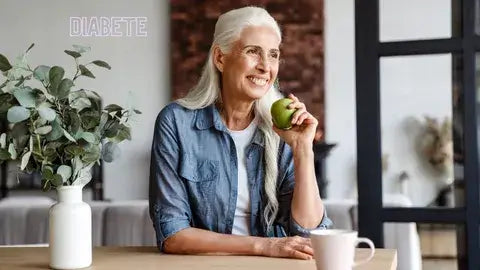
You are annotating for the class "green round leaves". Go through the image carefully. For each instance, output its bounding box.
[12,87,36,108]
[0,53,12,72]
[0,45,135,189]
[92,60,111,70]
[48,66,74,99]
[38,106,56,121]
[33,65,51,83]
[34,125,52,135]
[102,142,120,163]
[7,106,30,123]
[49,66,64,90]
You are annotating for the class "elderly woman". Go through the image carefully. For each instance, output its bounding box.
[149,6,332,260]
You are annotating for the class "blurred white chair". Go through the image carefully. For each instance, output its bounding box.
[0,197,53,246]
[324,194,422,270]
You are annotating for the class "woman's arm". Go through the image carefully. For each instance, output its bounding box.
[164,228,261,255]
[290,142,324,229]
[272,93,328,231]
[164,227,314,260]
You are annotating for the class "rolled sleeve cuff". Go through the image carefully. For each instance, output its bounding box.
[154,219,191,252]
[290,209,334,237]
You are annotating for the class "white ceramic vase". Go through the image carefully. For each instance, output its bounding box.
[49,186,92,269]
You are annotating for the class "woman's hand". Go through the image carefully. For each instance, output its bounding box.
[258,236,314,260]
[272,93,318,151]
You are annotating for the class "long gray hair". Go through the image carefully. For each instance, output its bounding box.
[175,6,283,231]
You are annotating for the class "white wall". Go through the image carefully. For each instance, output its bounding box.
[325,0,453,205]
[0,0,170,200]
[324,0,357,200]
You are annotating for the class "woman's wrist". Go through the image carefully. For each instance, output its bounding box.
[252,237,264,256]
[292,141,314,160]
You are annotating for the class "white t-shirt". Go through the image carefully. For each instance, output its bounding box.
[227,115,259,236]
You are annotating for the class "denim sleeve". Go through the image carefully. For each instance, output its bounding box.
[149,105,191,251]
[275,142,333,237]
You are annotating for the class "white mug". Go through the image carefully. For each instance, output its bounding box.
[310,229,375,270]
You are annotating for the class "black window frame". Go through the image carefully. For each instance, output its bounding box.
[355,0,480,269]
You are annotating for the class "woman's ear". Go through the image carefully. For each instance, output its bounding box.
[213,46,225,73]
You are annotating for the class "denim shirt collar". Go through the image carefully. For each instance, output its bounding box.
[194,104,265,147]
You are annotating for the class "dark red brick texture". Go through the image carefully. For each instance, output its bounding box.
[171,0,325,134]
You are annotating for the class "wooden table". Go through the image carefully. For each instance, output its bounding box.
[0,246,397,270]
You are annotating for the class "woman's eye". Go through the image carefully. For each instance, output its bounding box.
[271,53,279,59]
[247,49,257,54]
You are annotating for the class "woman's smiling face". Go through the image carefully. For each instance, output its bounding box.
[214,25,281,102]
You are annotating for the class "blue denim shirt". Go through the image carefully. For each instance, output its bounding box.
[149,102,333,251]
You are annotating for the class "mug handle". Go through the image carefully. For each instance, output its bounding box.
[353,237,375,267]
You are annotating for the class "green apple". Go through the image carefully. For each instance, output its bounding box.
[270,98,296,130]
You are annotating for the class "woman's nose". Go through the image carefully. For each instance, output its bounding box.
[256,55,270,73]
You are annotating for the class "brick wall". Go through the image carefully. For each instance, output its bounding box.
[171,0,325,133]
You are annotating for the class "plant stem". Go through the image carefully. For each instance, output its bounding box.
[0,79,8,89]
[36,134,41,154]
[41,80,48,91]
[73,58,80,81]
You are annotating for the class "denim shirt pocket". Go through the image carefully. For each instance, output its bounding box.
[179,156,218,182]
[179,154,219,216]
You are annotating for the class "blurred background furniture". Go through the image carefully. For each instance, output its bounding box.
[0,198,156,247]
[325,194,422,270]
[0,195,419,270]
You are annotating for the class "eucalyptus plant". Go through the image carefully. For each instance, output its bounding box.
[0,44,140,191]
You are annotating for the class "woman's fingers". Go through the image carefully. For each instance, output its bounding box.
[265,237,314,260]
[287,101,305,110]
[292,111,317,126]
[289,249,313,260]
[286,96,311,125]
[289,236,314,259]
[288,93,300,102]
[296,112,311,125]
[291,109,307,125]
[295,244,314,256]
[303,117,318,125]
